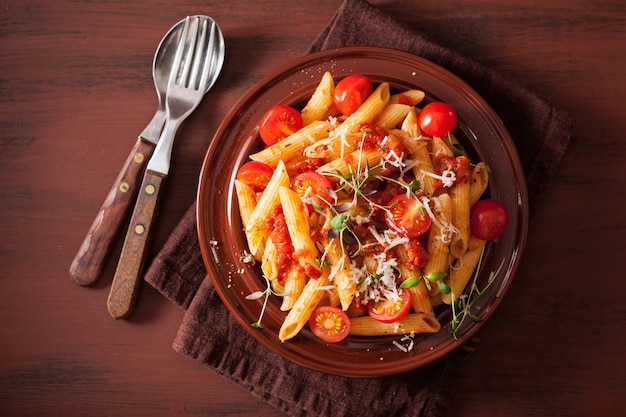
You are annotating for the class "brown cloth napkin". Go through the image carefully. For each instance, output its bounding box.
[145,0,574,416]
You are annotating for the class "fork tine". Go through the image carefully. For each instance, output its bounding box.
[197,20,218,92]
[168,16,190,88]
[178,16,200,88]
[188,17,208,91]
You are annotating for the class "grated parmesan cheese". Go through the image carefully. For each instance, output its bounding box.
[420,168,456,188]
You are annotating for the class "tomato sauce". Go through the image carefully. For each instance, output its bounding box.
[265,206,293,283]
[433,155,471,188]
[358,124,386,150]
[294,157,322,174]
[402,238,430,268]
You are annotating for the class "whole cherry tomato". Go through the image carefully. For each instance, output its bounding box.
[333,74,373,116]
[470,199,509,240]
[418,101,458,137]
[259,105,303,146]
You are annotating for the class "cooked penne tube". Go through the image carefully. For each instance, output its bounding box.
[234,179,263,260]
[400,106,421,137]
[280,263,306,311]
[249,120,333,167]
[300,71,335,126]
[450,179,471,259]
[303,133,360,159]
[424,194,453,298]
[260,237,285,294]
[349,313,441,336]
[234,179,256,226]
[469,162,489,206]
[278,271,330,341]
[398,264,434,315]
[322,237,355,311]
[431,136,454,159]
[389,89,425,106]
[245,160,289,257]
[342,82,390,132]
[442,237,487,305]
[317,147,382,178]
[278,186,320,278]
[375,103,412,129]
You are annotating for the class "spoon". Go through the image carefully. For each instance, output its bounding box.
[69,17,207,287]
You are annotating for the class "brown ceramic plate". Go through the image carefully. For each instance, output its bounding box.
[197,46,528,377]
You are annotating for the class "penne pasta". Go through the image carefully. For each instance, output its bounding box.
[375,103,412,129]
[260,237,284,294]
[349,313,441,336]
[399,264,434,315]
[234,179,263,260]
[442,237,487,305]
[322,237,356,310]
[234,72,504,342]
[245,160,290,257]
[469,162,489,206]
[303,133,359,160]
[423,193,453,298]
[279,271,331,341]
[279,186,320,278]
[389,89,425,106]
[249,120,333,167]
[342,82,391,132]
[280,263,306,311]
[431,136,454,159]
[317,147,383,178]
[450,179,471,259]
[300,71,335,126]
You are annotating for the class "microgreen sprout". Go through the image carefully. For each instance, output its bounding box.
[246,274,288,329]
[399,275,421,289]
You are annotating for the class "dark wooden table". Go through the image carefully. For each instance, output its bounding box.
[1,1,624,416]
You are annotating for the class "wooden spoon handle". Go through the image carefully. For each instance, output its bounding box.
[69,138,155,286]
[107,170,165,319]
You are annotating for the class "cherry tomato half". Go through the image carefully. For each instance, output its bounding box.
[236,161,274,191]
[470,198,509,240]
[308,306,351,343]
[368,288,412,323]
[418,101,458,137]
[259,105,303,146]
[333,74,373,116]
[385,194,432,238]
[290,171,334,208]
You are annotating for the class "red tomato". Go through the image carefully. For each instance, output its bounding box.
[470,199,509,240]
[259,105,303,146]
[308,306,351,343]
[290,172,334,208]
[385,194,432,238]
[418,101,458,137]
[333,74,373,116]
[368,288,412,323]
[236,161,274,190]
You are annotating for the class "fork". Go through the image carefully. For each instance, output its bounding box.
[107,16,225,319]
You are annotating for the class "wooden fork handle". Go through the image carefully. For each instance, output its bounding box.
[69,138,156,286]
[107,170,165,319]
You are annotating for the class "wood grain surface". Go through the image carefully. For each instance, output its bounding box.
[1,1,624,416]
